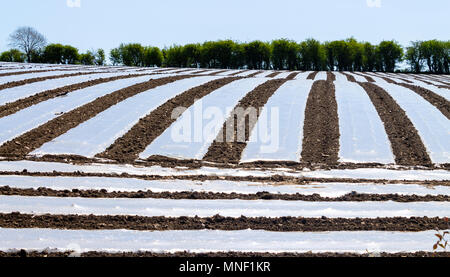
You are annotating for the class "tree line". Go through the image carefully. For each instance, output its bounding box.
[1,27,105,66]
[0,43,105,66]
[2,27,449,73]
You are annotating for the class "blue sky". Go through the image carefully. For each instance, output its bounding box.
[1,0,448,59]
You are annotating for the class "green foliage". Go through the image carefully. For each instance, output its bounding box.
[362,42,377,72]
[419,40,449,73]
[110,48,122,65]
[271,39,299,70]
[298,39,326,71]
[3,35,443,73]
[243,41,271,69]
[0,49,26,62]
[376,40,403,72]
[95,49,105,66]
[79,51,96,65]
[143,46,163,67]
[163,45,185,67]
[120,43,145,66]
[43,43,79,64]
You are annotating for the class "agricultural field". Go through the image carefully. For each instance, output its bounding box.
[0,61,449,257]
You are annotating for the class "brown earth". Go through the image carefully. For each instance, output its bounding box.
[229,70,248,76]
[3,250,449,257]
[152,68,177,73]
[357,82,432,166]
[0,213,447,232]
[341,72,356,82]
[97,77,240,163]
[286,72,300,79]
[190,69,210,74]
[353,72,375,82]
[396,83,450,120]
[5,151,450,170]
[203,79,288,163]
[408,75,450,89]
[301,80,339,165]
[170,69,196,74]
[0,75,190,157]
[357,74,450,119]
[244,71,264,77]
[0,69,65,77]
[2,170,448,186]
[424,76,450,86]
[0,74,151,118]
[369,74,450,120]
[1,186,449,202]
[266,72,281,78]
[326,72,335,82]
[0,72,98,91]
[306,71,319,80]
[207,69,230,76]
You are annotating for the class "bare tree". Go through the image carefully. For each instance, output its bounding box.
[8,27,46,63]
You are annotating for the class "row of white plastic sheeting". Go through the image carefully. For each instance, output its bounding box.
[139,78,270,160]
[0,160,449,180]
[0,75,154,145]
[369,75,450,164]
[0,70,94,85]
[333,73,394,163]
[32,76,221,158]
[0,228,444,254]
[1,175,449,197]
[0,71,155,106]
[0,195,449,218]
[241,79,313,162]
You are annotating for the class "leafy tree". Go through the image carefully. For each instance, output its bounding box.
[405,41,424,73]
[79,51,96,65]
[62,45,79,64]
[181,43,201,68]
[362,42,377,71]
[347,38,364,71]
[143,46,163,67]
[110,48,122,65]
[376,40,403,72]
[298,39,326,71]
[243,41,271,69]
[43,44,79,64]
[0,49,26,62]
[420,40,449,73]
[43,44,65,64]
[120,43,145,66]
[271,39,299,70]
[8,27,46,63]
[95,49,105,66]
[163,45,185,67]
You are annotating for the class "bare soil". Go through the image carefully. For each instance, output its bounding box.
[266,72,281,78]
[2,250,448,257]
[0,213,447,232]
[97,77,240,163]
[0,72,97,91]
[0,74,151,118]
[357,82,432,166]
[2,171,448,186]
[1,186,448,202]
[0,75,190,157]
[301,80,340,165]
[203,79,288,163]
[306,71,319,80]
[396,83,450,119]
